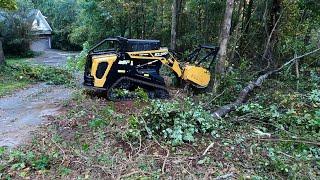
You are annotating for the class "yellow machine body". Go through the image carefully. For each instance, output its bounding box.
[90,54,117,87]
[181,65,211,87]
[89,50,211,89]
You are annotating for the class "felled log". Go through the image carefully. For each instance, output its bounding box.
[212,48,320,119]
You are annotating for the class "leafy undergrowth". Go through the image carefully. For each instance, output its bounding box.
[0,58,73,96]
[0,66,319,179]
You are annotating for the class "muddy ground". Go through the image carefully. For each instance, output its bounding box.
[0,50,77,147]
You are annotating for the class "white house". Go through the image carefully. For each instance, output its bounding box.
[29,9,53,51]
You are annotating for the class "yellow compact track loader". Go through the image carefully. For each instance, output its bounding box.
[84,37,219,100]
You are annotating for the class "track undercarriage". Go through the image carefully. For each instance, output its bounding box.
[106,76,169,101]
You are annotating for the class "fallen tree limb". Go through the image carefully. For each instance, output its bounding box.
[212,48,320,119]
[259,138,320,146]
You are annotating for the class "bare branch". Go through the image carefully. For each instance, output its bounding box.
[262,12,283,68]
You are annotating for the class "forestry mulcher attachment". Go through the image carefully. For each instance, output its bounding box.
[83,37,219,100]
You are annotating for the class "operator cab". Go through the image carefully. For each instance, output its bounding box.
[88,36,161,55]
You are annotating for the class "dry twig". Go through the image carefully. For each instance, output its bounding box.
[202,142,215,156]
[162,148,170,174]
[204,89,226,108]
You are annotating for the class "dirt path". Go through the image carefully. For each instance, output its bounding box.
[0,50,78,147]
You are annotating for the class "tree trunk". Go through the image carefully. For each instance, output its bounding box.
[176,0,183,43]
[230,0,244,61]
[204,0,211,43]
[0,38,4,65]
[318,31,320,48]
[244,0,253,33]
[170,0,178,50]
[141,0,146,38]
[214,0,235,86]
[263,0,281,67]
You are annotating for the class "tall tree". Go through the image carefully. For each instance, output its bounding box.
[0,37,4,65]
[170,0,178,50]
[0,0,17,65]
[215,0,235,77]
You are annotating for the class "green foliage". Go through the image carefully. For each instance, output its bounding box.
[66,42,89,71]
[6,63,72,85]
[134,87,149,101]
[0,0,34,56]
[309,89,320,103]
[88,118,108,129]
[124,115,142,140]
[0,0,17,10]
[238,103,319,133]
[58,166,71,176]
[310,70,320,85]
[0,75,29,97]
[109,87,149,101]
[236,103,263,114]
[277,0,320,58]
[2,0,317,66]
[98,105,115,119]
[1,150,52,172]
[68,0,225,49]
[129,98,222,145]
[260,144,320,178]
[69,0,112,46]
[237,83,320,136]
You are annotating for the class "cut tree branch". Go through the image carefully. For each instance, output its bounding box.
[212,48,320,119]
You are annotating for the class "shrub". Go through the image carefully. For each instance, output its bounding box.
[129,98,223,145]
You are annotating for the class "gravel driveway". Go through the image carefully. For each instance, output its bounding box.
[0,50,78,147]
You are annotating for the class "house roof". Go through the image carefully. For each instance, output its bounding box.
[0,9,52,34]
[29,9,52,35]
[0,9,52,36]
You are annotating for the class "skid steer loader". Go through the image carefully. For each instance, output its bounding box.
[83,37,219,100]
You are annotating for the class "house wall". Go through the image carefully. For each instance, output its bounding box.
[30,35,52,52]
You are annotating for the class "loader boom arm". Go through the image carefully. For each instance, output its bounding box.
[127,49,212,88]
[127,49,183,77]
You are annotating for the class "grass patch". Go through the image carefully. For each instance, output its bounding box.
[0,58,73,97]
